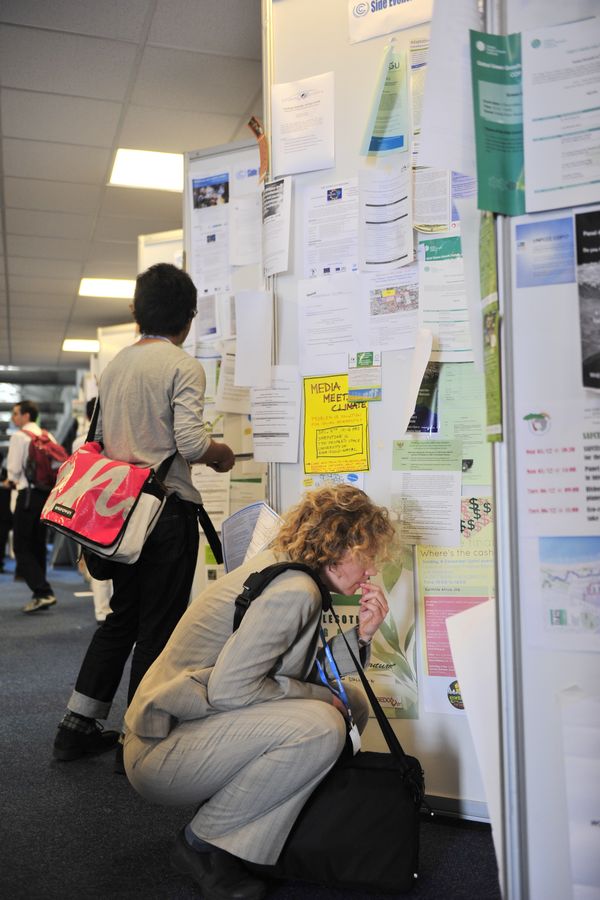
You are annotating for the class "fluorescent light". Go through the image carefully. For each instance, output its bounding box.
[79,278,136,299]
[62,339,100,353]
[109,148,184,192]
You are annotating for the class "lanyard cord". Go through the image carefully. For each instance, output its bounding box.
[315,628,355,727]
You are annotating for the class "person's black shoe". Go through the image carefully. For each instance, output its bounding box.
[170,829,267,900]
[53,721,120,761]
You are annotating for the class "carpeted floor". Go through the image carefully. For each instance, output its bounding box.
[0,556,502,899]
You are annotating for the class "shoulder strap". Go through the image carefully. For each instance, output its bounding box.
[233,562,331,633]
[87,397,176,481]
[328,600,427,806]
[86,399,100,443]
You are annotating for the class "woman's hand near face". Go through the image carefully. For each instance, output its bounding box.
[357,581,389,642]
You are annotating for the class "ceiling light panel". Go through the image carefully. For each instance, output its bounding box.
[109,148,183,192]
[79,278,135,299]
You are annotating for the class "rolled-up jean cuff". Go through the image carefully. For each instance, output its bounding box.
[68,690,111,720]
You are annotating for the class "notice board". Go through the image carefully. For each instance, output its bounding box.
[264,0,494,818]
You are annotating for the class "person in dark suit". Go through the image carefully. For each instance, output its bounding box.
[123,484,396,900]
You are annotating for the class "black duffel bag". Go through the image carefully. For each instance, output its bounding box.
[235,563,427,894]
[250,745,424,894]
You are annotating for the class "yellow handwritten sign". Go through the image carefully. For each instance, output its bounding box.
[303,374,370,473]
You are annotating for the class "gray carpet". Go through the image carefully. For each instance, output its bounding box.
[0,555,501,899]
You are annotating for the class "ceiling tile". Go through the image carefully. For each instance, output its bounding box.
[0,0,152,41]
[94,214,180,243]
[11,347,63,366]
[10,322,66,336]
[70,297,133,328]
[7,234,87,261]
[119,104,240,154]
[7,257,82,279]
[5,208,94,240]
[82,261,137,280]
[1,89,122,147]
[85,241,138,274]
[4,178,102,215]
[0,26,137,101]
[149,0,261,58]
[132,47,262,114]
[8,293,74,313]
[100,185,183,219]
[7,275,78,295]
[3,138,110,183]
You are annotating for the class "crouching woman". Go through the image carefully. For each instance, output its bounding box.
[123,484,396,900]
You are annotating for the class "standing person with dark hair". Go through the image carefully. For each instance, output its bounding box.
[3,400,57,613]
[53,263,235,768]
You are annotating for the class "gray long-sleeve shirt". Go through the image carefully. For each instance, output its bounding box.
[94,341,211,504]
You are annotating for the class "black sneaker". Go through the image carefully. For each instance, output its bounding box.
[53,721,120,761]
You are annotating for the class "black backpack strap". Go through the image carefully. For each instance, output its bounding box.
[233,562,331,633]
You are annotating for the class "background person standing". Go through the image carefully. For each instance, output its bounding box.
[4,401,58,613]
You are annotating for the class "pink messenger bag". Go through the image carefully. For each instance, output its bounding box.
[41,397,176,565]
[40,440,175,565]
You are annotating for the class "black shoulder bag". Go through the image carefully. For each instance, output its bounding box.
[234,562,427,894]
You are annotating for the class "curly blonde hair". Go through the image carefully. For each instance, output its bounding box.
[271,484,396,569]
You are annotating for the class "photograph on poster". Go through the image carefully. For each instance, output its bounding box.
[515,217,575,289]
[325,550,418,719]
[192,173,229,208]
[539,536,600,649]
[407,361,440,433]
[575,209,600,391]
[358,265,419,352]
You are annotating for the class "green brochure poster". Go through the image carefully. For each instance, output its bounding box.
[471,30,525,216]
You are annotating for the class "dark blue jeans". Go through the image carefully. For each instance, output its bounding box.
[13,488,52,597]
[68,494,199,719]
